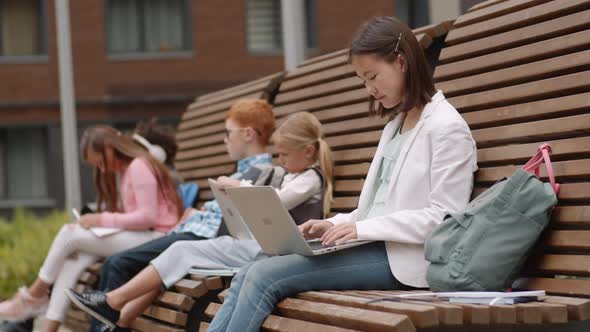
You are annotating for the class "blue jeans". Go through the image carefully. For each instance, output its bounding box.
[208,241,412,332]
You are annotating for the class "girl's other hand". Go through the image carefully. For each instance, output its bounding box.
[298,219,333,239]
[78,213,102,229]
[216,176,241,189]
[321,223,358,246]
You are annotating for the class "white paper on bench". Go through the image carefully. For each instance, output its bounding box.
[189,267,240,277]
[391,290,546,305]
[90,227,122,237]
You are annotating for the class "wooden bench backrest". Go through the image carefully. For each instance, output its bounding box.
[434,0,590,296]
[272,25,450,216]
[174,72,284,202]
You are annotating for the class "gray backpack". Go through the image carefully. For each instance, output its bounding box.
[425,144,559,291]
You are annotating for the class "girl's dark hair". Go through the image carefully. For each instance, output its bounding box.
[349,16,436,117]
[80,125,182,219]
[135,118,178,165]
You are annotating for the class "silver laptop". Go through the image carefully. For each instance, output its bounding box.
[208,178,253,241]
[226,186,371,256]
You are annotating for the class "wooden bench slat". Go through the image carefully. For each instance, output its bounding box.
[515,302,544,324]
[450,70,590,113]
[78,271,98,285]
[275,76,362,105]
[546,230,590,250]
[463,92,590,129]
[312,102,369,123]
[176,154,231,171]
[179,164,234,181]
[333,147,376,164]
[176,144,227,162]
[285,55,348,80]
[178,132,225,151]
[279,64,353,93]
[412,20,454,39]
[454,0,544,29]
[187,80,272,110]
[181,91,263,125]
[435,29,590,81]
[143,304,188,326]
[189,274,225,290]
[327,131,382,150]
[473,182,590,202]
[361,290,464,326]
[176,122,225,141]
[276,297,416,332]
[156,291,195,311]
[552,206,590,226]
[296,291,439,328]
[446,0,588,45]
[331,197,359,210]
[132,316,185,332]
[299,49,349,67]
[323,116,385,136]
[520,277,590,298]
[439,9,590,64]
[334,179,364,194]
[553,182,590,202]
[471,113,590,147]
[178,112,227,134]
[87,262,103,273]
[535,302,569,324]
[334,163,371,178]
[205,302,360,332]
[67,308,89,321]
[438,49,590,97]
[195,72,282,102]
[489,305,518,324]
[274,89,367,118]
[468,0,510,13]
[530,254,590,276]
[475,159,590,183]
[544,295,590,320]
[476,136,590,166]
[173,279,208,298]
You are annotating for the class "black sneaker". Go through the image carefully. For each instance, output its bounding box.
[96,323,130,332]
[64,289,120,330]
[0,318,33,332]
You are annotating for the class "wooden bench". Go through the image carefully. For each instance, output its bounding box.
[203,0,590,331]
[63,73,283,332]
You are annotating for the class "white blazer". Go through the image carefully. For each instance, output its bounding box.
[328,91,478,288]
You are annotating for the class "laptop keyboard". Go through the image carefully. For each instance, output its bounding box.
[307,240,336,250]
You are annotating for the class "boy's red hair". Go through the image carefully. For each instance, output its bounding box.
[226,99,275,145]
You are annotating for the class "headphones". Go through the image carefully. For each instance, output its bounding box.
[133,133,167,164]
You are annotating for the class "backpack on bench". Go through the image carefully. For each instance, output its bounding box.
[425,144,560,291]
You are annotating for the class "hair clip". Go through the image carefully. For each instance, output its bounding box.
[394,32,403,53]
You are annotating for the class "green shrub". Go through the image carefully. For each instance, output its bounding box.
[0,208,66,299]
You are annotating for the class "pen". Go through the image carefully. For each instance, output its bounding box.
[72,208,81,222]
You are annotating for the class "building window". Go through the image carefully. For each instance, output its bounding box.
[0,0,46,56]
[0,128,48,200]
[395,0,430,28]
[246,0,317,54]
[105,0,191,54]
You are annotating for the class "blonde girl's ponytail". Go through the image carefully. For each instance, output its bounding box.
[317,137,334,217]
[272,112,334,217]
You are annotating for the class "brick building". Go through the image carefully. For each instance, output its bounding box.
[0,0,471,213]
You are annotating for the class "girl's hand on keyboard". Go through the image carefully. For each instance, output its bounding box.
[321,223,358,246]
[298,219,334,239]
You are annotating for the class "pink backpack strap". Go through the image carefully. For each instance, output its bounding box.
[522,143,560,194]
